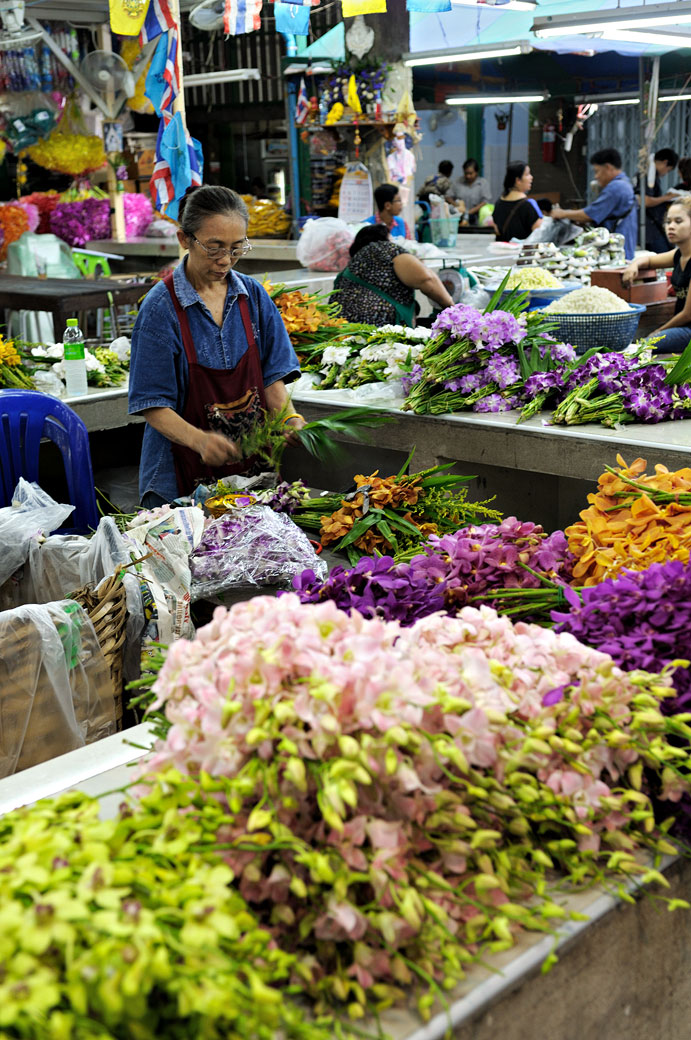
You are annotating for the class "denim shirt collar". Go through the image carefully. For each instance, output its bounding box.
[173,258,249,309]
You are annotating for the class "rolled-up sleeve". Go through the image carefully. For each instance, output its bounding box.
[251,281,301,387]
[128,284,185,415]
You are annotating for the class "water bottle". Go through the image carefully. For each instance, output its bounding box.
[63,319,88,397]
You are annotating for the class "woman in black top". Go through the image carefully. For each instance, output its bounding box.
[331,225,452,326]
[623,199,691,352]
[492,162,543,242]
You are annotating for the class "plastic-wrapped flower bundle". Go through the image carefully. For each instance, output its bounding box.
[14,200,39,232]
[189,505,327,600]
[136,594,690,1025]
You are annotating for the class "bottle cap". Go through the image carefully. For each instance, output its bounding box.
[66,318,78,327]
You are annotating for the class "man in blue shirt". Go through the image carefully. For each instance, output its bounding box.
[551,148,638,259]
[363,183,412,240]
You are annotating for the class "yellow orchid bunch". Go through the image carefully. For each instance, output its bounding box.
[0,334,34,388]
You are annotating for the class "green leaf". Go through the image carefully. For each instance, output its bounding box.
[334,512,380,550]
[396,446,418,481]
[380,508,423,538]
[664,337,691,385]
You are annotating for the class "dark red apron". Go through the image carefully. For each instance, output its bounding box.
[163,271,267,496]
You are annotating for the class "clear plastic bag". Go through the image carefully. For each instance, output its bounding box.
[296,217,354,272]
[190,505,327,602]
[13,517,145,687]
[0,600,115,777]
[0,479,74,587]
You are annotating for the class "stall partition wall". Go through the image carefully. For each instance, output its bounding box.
[483,104,529,203]
[586,100,691,205]
[414,109,467,196]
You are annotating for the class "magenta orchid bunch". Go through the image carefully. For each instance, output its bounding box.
[136,595,690,1023]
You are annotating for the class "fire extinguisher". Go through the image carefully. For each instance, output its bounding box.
[542,122,556,163]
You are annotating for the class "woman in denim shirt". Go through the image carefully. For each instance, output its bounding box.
[128,186,301,506]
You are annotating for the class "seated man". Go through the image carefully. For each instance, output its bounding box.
[364,183,412,240]
[418,160,456,204]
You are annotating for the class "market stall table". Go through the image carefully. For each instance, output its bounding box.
[0,729,688,1040]
[0,275,152,337]
[64,385,691,529]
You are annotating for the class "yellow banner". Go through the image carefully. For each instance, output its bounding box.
[109,0,149,36]
[341,0,386,16]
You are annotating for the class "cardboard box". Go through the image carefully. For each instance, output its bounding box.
[137,149,156,177]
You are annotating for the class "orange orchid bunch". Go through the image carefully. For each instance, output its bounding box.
[263,280,357,363]
[320,471,437,555]
[566,454,691,585]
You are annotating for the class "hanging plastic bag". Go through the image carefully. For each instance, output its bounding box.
[0,480,74,587]
[296,217,355,272]
[190,505,327,603]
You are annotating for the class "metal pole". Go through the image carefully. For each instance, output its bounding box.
[284,77,301,236]
[639,62,645,246]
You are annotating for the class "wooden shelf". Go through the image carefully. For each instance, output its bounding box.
[296,120,397,130]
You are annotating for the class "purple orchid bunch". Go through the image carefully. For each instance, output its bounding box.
[293,517,574,625]
[254,479,310,515]
[552,558,691,713]
[409,518,574,619]
[403,297,575,417]
[292,554,445,626]
[50,197,110,246]
[552,351,691,426]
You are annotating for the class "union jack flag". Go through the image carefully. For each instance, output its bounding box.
[223,0,263,35]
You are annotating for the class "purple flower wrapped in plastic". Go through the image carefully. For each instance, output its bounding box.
[50,197,110,246]
[123,192,153,238]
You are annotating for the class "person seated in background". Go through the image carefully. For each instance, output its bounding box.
[418,160,456,204]
[364,183,412,240]
[623,196,691,353]
[331,224,453,327]
[675,157,691,192]
[551,148,638,260]
[635,147,679,253]
[492,161,542,241]
[456,159,492,226]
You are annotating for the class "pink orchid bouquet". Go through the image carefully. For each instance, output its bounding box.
[136,596,690,1023]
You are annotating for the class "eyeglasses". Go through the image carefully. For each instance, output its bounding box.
[190,235,253,260]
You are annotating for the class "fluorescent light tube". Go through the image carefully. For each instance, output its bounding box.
[447,93,547,104]
[605,29,691,48]
[533,1,691,38]
[450,0,536,10]
[404,45,523,66]
[602,98,639,106]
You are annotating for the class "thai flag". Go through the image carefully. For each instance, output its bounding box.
[223,0,263,35]
[159,29,179,115]
[294,78,309,125]
[139,0,176,44]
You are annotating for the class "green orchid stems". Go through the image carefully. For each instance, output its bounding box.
[603,464,691,507]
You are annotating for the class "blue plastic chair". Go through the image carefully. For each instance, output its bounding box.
[0,391,99,533]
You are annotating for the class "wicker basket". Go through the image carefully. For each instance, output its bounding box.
[535,303,646,353]
[69,570,128,729]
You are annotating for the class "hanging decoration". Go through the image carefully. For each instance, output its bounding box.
[274,2,311,34]
[341,0,386,17]
[120,37,155,114]
[25,128,107,177]
[109,0,149,35]
[294,78,310,125]
[139,0,203,217]
[405,0,451,10]
[223,0,264,34]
